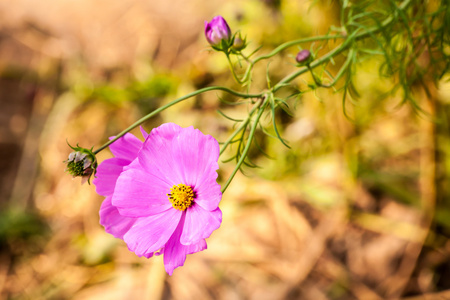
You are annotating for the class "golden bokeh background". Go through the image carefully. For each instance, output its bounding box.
[1,0,450,299]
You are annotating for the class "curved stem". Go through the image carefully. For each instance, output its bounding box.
[226,54,245,84]
[219,0,414,193]
[253,34,345,64]
[353,0,412,42]
[307,48,355,88]
[239,61,254,85]
[219,0,412,193]
[93,86,263,154]
[272,0,412,92]
[219,104,260,155]
[273,30,360,92]
[236,35,347,86]
[325,48,354,86]
[221,98,268,194]
[238,51,252,63]
[306,64,322,87]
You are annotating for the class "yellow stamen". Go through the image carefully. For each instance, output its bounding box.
[167,184,194,211]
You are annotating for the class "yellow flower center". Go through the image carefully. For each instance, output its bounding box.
[167,184,194,211]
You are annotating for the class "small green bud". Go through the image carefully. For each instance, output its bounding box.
[232,32,247,51]
[65,143,97,184]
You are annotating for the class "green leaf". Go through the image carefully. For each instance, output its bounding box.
[270,96,291,148]
[254,136,273,159]
[217,110,243,122]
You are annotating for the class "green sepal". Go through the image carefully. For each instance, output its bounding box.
[210,35,235,54]
[65,141,98,185]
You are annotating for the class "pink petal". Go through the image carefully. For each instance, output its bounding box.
[123,208,182,257]
[180,204,222,245]
[138,124,184,185]
[147,123,182,141]
[139,126,149,140]
[99,196,137,239]
[112,164,173,217]
[93,158,130,197]
[109,133,143,161]
[171,126,220,187]
[193,177,222,211]
[195,164,219,189]
[163,213,207,275]
[139,124,222,211]
[186,239,207,255]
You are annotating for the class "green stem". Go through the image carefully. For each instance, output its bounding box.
[219,0,413,194]
[219,104,260,155]
[307,48,354,88]
[253,34,345,64]
[326,48,354,86]
[221,98,268,194]
[219,0,413,193]
[238,35,345,85]
[353,0,412,42]
[306,64,322,87]
[273,30,360,92]
[242,63,253,83]
[226,54,245,84]
[93,86,263,154]
[238,51,252,63]
[272,0,412,92]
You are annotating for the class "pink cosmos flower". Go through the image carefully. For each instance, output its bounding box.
[93,123,222,275]
[205,16,232,46]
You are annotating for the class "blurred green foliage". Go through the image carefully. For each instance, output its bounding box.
[0,207,49,254]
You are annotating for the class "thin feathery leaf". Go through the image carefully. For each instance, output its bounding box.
[341,69,354,122]
[222,155,237,163]
[275,98,294,117]
[243,159,260,169]
[247,45,263,59]
[235,132,245,164]
[253,136,273,159]
[359,48,385,55]
[218,94,251,105]
[266,61,272,89]
[259,122,279,140]
[274,97,290,109]
[217,110,244,122]
[269,96,291,148]
[229,138,242,144]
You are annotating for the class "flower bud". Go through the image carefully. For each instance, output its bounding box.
[205,16,232,50]
[296,49,312,64]
[232,32,246,51]
[65,144,97,184]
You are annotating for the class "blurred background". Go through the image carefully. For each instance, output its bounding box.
[1,0,450,299]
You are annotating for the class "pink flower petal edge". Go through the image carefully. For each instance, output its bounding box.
[99,196,137,239]
[181,204,222,245]
[163,213,208,275]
